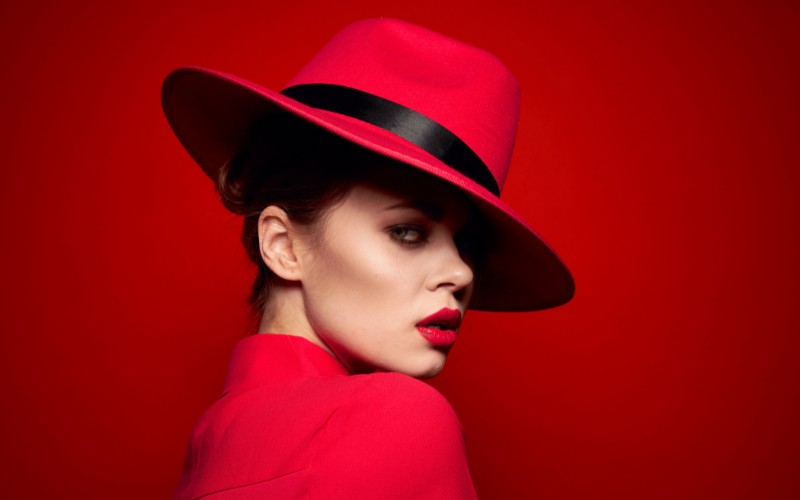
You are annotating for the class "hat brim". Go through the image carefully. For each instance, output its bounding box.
[161,67,574,311]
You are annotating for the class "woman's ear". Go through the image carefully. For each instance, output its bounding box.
[257,206,303,281]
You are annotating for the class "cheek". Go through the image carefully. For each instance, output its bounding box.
[305,231,412,325]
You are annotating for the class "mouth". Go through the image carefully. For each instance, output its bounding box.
[417,307,462,330]
[416,308,462,348]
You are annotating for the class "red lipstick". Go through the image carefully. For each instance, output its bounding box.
[416,308,462,348]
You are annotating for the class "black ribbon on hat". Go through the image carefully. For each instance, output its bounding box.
[281,83,500,196]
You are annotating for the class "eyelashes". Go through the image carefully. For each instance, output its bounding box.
[387,224,484,257]
[388,224,427,246]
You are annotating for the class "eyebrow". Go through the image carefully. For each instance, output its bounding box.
[384,199,445,222]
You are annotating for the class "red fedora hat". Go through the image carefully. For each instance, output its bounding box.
[161,18,574,311]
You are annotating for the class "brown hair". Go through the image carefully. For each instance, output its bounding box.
[216,112,383,316]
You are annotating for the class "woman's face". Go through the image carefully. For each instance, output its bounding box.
[295,167,482,378]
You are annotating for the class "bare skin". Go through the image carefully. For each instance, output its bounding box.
[257,168,482,378]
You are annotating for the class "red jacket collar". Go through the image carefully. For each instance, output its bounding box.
[222,333,349,395]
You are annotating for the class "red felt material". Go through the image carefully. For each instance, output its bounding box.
[161,18,574,311]
[2,2,799,499]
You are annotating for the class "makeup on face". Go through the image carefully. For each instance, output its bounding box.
[290,167,486,378]
[416,307,462,348]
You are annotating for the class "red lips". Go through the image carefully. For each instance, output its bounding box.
[416,308,462,347]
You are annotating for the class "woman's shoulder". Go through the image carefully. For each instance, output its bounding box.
[317,371,466,459]
[343,371,459,422]
[177,372,473,499]
[310,373,473,497]
[196,371,458,438]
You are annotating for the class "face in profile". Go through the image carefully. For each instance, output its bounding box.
[290,166,484,378]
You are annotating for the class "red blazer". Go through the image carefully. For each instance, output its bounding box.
[175,334,477,499]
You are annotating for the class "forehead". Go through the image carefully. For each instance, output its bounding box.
[343,163,478,223]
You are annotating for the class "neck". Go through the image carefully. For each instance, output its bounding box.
[258,283,333,357]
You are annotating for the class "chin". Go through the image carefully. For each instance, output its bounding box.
[397,353,448,379]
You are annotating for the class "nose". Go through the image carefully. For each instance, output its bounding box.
[425,236,475,301]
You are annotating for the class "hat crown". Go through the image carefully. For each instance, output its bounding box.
[161,19,574,311]
[285,19,520,191]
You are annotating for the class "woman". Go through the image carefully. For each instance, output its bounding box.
[163,18,574,499]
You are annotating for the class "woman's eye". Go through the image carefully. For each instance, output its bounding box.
[388,225,426,245]
[455,228,485,259]
[456,237,475,254]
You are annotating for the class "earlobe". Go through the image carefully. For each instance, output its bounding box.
[258,206,302,281]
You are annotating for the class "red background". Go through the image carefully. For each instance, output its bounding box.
[1,0,798,498]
